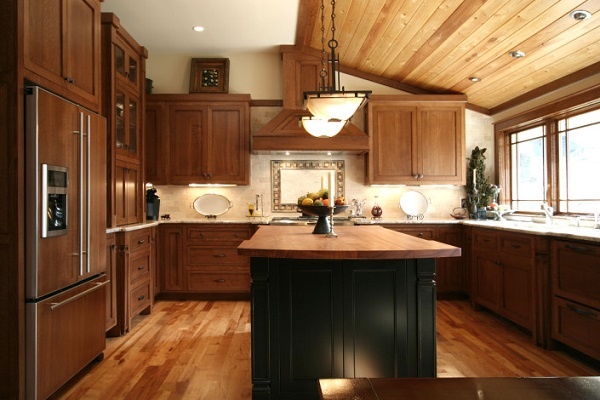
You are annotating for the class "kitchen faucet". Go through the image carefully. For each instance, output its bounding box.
[541,202,553,225]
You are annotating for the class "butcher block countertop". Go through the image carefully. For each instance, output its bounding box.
[237,225,460,260]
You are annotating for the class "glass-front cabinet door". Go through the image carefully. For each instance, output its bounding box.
[114,41,139,90]
[115,86,139,161]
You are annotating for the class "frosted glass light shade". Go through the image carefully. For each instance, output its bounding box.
[301,117,346,138]
[305,93,368,121]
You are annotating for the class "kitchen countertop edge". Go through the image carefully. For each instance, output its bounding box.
[105,218,600,243]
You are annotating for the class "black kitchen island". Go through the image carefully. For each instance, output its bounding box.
[238,225,461,400]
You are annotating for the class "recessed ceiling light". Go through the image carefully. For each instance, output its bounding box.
[193,26,205,32]
[469,77,481,82]
[570,10,591,20]
[509,50,525,59]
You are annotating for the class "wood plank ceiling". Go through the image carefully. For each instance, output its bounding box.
[295,0,600,114]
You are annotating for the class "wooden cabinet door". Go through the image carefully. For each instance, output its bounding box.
[160,225,185,292]
[204,105,249,184]
[24,0,100,111]
[86,109,107,278]
[63,0,101,106]
[144,103,167,184]
[367,105,417,185]
[278,260,345,396]
[418,105,464,184]
[114,160,142,226]
[114,85,141,162]
[366,96,465,185]
[473,253,501,312]
[105,234,117,331]
[436,226,465,293]
[501,257,533,330]
[168,105,207,184]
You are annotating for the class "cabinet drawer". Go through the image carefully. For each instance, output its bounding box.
[381,225,435,240]
[130,282,151,316]
[500,234,532,257]
[553,240,600,308]
[187,246,248,266]
[186,226,252,244]
[129,229,152,252]
[552,297,600,360]
[187,272,250,292]
[472,229,497,251]
[129,248,151,285]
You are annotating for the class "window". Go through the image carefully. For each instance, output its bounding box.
[557,109,600,213]
[509,125,546,211]
[501,105,600,215]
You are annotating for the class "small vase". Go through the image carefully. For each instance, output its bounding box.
[371,196,383,218]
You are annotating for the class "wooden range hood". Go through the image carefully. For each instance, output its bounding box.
[252,46,369,154]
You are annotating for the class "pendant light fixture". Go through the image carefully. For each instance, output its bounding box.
[301,0,371,138]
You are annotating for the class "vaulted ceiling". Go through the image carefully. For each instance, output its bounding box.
[296,0,600,114]
[101,0,600,115]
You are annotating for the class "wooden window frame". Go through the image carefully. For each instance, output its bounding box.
[495,86,600,215]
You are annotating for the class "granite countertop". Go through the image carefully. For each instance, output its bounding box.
[106,216,600,243]
[237,225,461,260]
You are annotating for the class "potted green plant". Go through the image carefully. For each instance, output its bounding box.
[466,147,495,219]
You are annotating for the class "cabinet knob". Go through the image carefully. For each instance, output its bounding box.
[137,295,145,301]
[214,254,226,258]
[137,265,145,270]
[138,239,145,244]
[214,279,226,283]
[418,233,424,237]
[64,76,75,84]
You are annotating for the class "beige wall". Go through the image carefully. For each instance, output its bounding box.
[147,52,496,220]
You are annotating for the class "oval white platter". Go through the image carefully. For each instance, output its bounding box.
[193,193,233,217]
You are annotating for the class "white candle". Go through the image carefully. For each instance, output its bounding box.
[321,176,324,189]
[473,168,477,187]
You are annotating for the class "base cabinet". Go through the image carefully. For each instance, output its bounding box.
[158,224,253,297]
[472,228,536,332]
[251,257,437,400]
[552,239,600,360]
[380,224,465,294]
[105,233,118,331]
[107,227,154,336]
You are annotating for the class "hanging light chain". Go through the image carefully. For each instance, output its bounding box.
[318,0,328,90]
[330,0,337,46]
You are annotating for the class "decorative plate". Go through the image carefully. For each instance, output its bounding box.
[193,193,233,217]
[399,190,428,218]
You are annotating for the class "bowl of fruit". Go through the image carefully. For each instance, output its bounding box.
[296,189,348,234]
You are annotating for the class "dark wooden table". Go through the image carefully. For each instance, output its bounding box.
[319,377,600,400]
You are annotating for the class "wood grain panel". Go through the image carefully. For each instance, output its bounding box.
[298,0,600,112]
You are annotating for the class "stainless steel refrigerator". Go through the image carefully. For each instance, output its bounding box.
[25,86,107,400]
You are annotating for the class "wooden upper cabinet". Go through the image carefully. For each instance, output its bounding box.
[366,95,466,185]
[24,0,101,112]
[145,94,251,185]
[101,13,147,227]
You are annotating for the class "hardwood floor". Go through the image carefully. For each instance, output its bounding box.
[50,299,599,399]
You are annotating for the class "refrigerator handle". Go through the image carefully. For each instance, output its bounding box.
[79,112,84,277]
[86,114,91,274]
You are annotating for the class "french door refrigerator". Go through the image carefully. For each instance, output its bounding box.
[25,86,107,400]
